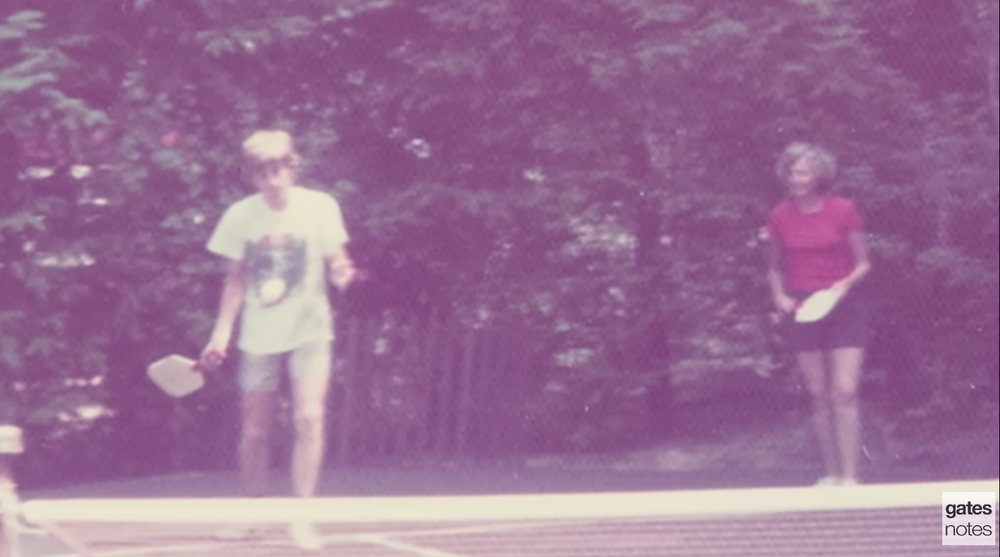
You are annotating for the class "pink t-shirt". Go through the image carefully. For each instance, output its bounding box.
[767,196,862,291]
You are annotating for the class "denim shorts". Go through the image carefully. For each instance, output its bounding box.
[784,285,874,353]
[239,339,332,393]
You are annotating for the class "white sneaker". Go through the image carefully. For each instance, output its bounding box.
[289,521,323,551]
[839,478,859,487]
[813,475,841,487]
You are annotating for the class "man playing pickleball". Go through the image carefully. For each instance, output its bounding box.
[200,129,356,550]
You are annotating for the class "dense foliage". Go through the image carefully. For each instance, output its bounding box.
[1,0,996,483]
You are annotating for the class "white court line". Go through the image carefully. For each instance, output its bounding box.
[357,535,470,557]
[29,518,615,557]
[21,479,999,524]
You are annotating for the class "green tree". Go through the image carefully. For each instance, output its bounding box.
[2,0,995,475]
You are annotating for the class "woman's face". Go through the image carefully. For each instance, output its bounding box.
[786,157,819,198]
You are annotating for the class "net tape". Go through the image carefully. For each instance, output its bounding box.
[20,480,998,524]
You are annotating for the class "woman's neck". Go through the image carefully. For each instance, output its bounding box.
[794,192,824,213]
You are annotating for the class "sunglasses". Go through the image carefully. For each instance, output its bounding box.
[245,155,295,176]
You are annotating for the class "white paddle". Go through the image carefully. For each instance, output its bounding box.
[794,289,843,323]
[147,355,205,398]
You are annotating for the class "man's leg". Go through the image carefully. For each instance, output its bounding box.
[289,340,333,498]
[237,351,282,497]
[215,353,279,541]
[286,340,332,551]
[830,347,865,484]
[796,351,840,482]
[240,392,275,497]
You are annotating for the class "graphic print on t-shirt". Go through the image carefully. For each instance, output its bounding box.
[244,234,307,306]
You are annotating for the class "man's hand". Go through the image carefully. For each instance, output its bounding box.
[330,261,357,292]
[197,336,228,372]
[327,245,362,293]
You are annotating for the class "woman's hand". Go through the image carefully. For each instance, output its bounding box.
[828,278,852,297]
[774,293,797,314]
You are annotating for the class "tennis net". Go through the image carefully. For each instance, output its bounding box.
[6,479,998,557]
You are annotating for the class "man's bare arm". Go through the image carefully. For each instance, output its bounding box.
[200,259,246,368]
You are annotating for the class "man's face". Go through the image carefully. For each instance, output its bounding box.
[250,156,295,198]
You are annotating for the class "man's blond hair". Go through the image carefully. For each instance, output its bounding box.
[242,130,298,163]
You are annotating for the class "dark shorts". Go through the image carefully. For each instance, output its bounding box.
[784,285,874,353]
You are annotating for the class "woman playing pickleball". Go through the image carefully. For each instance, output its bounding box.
[765,142,872,486]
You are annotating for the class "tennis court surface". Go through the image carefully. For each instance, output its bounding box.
[7,479,998,556]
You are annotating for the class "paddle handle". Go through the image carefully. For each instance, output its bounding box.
[194,350,225,373]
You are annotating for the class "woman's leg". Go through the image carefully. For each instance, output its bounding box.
[830,347,865,483]
[797,350,840,481]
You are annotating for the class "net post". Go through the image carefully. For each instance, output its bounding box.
[0,425,24,557]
